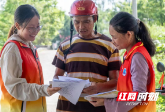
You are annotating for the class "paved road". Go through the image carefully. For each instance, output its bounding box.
[38,48,59,112]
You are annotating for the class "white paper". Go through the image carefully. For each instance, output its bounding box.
[58,76,91,88]
[52,76,91,105]
[84,90,119,101]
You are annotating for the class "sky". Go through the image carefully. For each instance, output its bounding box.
[0,0,5,10]
[56,0,75,14]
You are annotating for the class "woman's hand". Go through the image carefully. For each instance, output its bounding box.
[89,97,105,107]
[47,85,61,96]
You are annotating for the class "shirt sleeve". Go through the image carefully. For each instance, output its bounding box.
[0,43,49,101]
[104,53,149,112]
[108,49,122,71]
[52,45,65,70]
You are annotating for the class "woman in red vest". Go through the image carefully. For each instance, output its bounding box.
[0,4,60,112]
[89,12,156,112]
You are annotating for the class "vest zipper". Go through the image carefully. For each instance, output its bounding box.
[31,49,44,112]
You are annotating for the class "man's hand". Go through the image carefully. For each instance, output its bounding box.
[89,98,105,107]
[83,82,98,95]
[54,68,65,78]
[83,85,98,95]
[83,70,118,95]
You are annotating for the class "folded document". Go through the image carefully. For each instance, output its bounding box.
[51,76,91,105]
[84,90,119,101]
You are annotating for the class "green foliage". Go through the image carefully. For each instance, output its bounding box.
[0,0,65,47]
[148,25,165,54]
[149,25,165,42]
[97,0,132,36]
[56,15,77,42]
[156,95,165,112]
[34,0,65,46]
[138,0,165,26]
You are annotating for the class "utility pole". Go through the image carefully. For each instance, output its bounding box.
[132,0,138,18]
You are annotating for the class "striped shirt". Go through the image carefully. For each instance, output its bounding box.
[52,34,121,112]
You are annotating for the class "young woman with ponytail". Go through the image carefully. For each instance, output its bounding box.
[0,4,60,112]
[89,12,156,112]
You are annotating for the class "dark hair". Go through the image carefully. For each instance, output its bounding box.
[110,12,156,57]
[8,4,40,39]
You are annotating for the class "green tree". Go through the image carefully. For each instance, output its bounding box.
[96,0,132,36]
[59,15,71,38]
[137,0,165,26]
[34,0,65,46]
[0,0,65,47]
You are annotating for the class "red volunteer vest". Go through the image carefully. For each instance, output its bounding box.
[0,40,46,112]
[117,42,156,112]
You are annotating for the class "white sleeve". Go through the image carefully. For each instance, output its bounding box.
[0,43,49,101]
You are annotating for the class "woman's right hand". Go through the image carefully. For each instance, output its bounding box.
[47,85,61,96]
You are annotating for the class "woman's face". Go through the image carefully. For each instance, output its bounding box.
[16,15,41,42]
[109,25,131,50]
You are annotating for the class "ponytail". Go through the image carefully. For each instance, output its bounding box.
[137,21,156,57]
[110,12,156,57]
[7,25,17,39]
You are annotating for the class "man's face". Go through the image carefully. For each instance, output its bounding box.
[73,16,95,38]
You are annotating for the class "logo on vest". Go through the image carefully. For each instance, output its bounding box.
[123,68,126,76]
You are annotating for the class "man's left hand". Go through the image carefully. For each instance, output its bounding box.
[83,82,98,94]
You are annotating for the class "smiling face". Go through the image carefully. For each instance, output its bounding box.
[16,15,40,42]
[109,25,136,52]
[73,16,95,39]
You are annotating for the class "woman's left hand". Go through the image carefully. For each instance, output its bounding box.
[89,97,105,107]
[47,85,61,96]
